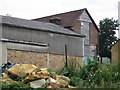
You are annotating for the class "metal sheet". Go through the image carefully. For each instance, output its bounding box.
[2,26,84,56]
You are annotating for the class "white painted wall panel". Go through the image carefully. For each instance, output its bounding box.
[81,22,89,45]
[79,11,92,23]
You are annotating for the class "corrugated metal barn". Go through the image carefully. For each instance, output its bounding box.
[0,15,85,72]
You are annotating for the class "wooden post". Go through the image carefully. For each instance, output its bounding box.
[65,44,68,68]
[100,56,102,64]
[47,53,50,69]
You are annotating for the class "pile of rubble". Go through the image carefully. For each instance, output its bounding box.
[1,64,76,88]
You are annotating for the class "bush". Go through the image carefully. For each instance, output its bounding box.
[60,66,81,86]
[48,69,56,78]
[60,66,77,77]
[79,58,120,88]
[60,57,120,88]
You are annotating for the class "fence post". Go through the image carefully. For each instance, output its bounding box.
[65,44,68,68]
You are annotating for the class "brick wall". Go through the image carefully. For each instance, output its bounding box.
[89,23,98,46]
[111,40,120,63]
[71,20,98,47]
[72,20,81,33]
[7,49,47,68]
[49,54,65,72]
[67,56,83,69]
[7,49,83,72]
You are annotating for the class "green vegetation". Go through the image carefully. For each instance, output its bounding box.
[60,58,120,88]
[1,82,32,89]
[1,58,120,88]
[1,82,46,89]
[48,69,56,78]
[99,18,118,58]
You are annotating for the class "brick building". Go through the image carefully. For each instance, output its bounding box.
[33,8,99,61]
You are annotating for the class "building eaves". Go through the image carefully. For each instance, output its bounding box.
[0,15,85,37]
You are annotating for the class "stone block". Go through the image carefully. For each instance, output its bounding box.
[29,79,46,88]
[5,64,38,78]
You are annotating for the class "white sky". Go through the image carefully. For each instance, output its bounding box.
[0,0,119,24]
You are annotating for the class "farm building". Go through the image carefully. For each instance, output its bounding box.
[33,8,99,61]
[0,15,85,72]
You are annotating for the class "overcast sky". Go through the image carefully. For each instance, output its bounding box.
[0,0,119,25]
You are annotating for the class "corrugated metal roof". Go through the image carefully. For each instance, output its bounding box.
[0,15,85,37]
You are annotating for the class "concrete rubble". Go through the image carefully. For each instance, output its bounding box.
[5,64,38,78]
[0,64,76,88]
[29,79,46,88]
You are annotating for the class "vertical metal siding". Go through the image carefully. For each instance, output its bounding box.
[81,22,89,45]
[2,26,84,56]
[49,33,65,54]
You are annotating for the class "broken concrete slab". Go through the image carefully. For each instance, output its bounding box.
[2,78,18,84]
[59,75,70,83]
[2,73,9,79]
[5,64,38,78]
[47,82,60,88]
[54,75,69,86]
[46,78,60,84]
[23,68,50,83]
[66,85,76,88]
[1,64,76,88]
[29,79,46,88]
